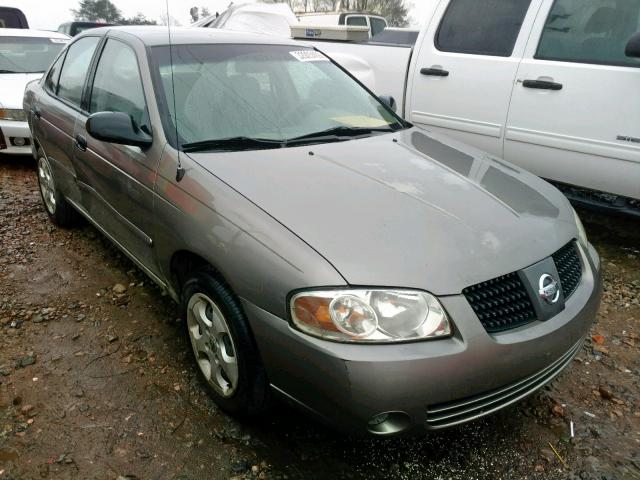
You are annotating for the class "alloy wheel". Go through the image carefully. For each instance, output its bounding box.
[38,155,56,215]
[186,293,239,397]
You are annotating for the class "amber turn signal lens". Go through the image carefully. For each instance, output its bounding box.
[293,296,339,332]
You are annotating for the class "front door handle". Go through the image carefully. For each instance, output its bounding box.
[75,134,87,152]
[522,79,563,91]
[420,67,449,77]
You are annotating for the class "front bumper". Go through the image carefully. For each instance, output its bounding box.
[245,243,602,435]
[0,120,32,155]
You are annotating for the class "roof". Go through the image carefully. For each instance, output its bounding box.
[0,28,69,39]
[78,26,301,47]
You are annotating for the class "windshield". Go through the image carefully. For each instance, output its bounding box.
[151,44,405,150]
[0,36,67,73]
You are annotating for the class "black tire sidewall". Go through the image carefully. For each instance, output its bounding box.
[181,268,268,415]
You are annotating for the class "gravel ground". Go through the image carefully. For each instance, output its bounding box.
[1,154,638,480]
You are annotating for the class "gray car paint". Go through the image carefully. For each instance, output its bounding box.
[24,26,601,435]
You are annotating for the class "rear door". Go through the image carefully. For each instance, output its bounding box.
[33,36,100,205]
[406,0,542,157]
[504,0,640,200]
[72,36,162,276]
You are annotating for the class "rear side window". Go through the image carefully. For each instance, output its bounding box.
[537,0,640,68]
[436,0,532,56]
[57,36,100,107]
[45,53,65,93]
[0,10,27,28]
[346,16,368,27]
[89,39,149,131]
[370,17,387,36]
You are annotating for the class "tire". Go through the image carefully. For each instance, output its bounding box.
[181,267,270,415]
[36,149,78,227]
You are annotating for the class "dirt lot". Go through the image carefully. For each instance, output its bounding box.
[0,154,639,480]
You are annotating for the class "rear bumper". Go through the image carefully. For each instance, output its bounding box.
[245,243,601,435]
[0,120,32,155]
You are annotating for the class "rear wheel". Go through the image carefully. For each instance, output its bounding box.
[182,267,270,415]
[37,150,77,227]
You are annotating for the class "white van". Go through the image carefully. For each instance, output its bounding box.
[298,0,640,215]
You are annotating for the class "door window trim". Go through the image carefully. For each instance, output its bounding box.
[534,0,640,68]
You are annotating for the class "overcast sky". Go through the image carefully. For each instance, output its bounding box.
[4,0,428,30]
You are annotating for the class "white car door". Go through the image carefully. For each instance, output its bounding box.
[504,0,640,201]
[406,0,543,158]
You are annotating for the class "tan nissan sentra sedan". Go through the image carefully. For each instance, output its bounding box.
[24,26,601,436]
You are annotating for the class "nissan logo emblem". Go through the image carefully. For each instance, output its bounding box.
[539,274,560,304]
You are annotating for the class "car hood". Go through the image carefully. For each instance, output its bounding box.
[190,128,578,295]
[0,73,42,109]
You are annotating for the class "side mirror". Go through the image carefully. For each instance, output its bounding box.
[625,32,640,58]
[86,111,152,149]
[379,95,397,113]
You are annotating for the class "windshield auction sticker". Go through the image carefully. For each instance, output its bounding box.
[289,50,329,62]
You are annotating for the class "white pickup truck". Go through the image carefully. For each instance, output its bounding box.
[301,0,640,215]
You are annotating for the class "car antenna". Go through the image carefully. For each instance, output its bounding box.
[166,0,185,182]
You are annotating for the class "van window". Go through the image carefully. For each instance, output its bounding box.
[436,0,532,56]
[370,17,387,36]
[346,16,367,27]
[536,0,640,68]
[0,8,28,28]
[57,36,100,107]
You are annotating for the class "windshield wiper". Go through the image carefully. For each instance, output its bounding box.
[284,126,395,145]
[182,136,283,153]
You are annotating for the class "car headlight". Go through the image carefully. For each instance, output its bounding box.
[290,289,451,343]
[0,109,27,122]
[572,207,588,248]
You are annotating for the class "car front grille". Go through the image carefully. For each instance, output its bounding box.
[552,242,582,299]
[463,242,583,333]
[425,337,584,429]
[462,273,536,333]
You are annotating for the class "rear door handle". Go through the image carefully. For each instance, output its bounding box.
[75,134,87,152]
[420,67,449,77]
[522,79,563,91]
[31,106,41,120]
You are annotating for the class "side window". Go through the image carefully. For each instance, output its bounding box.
[346,16,368,27]
[537,0,640,68]
[89,39,149,131]
[436,0,532,56]
[371,17,387,36]
[57,36,100,107]
[44,53,65,93]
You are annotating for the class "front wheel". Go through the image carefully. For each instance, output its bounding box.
[37,150,77,227]
[182,268,270,415]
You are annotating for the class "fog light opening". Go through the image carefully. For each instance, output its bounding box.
[367,411,411,436]
[11,137,26,147]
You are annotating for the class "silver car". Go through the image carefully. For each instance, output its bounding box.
[24,27,602,436]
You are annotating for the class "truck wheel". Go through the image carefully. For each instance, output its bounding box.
[36,149,78,227]
[181,267,270,415]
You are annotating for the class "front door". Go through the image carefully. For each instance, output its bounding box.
[406,0,542,157]
[72,37,161,277]
[504,0,640,200]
